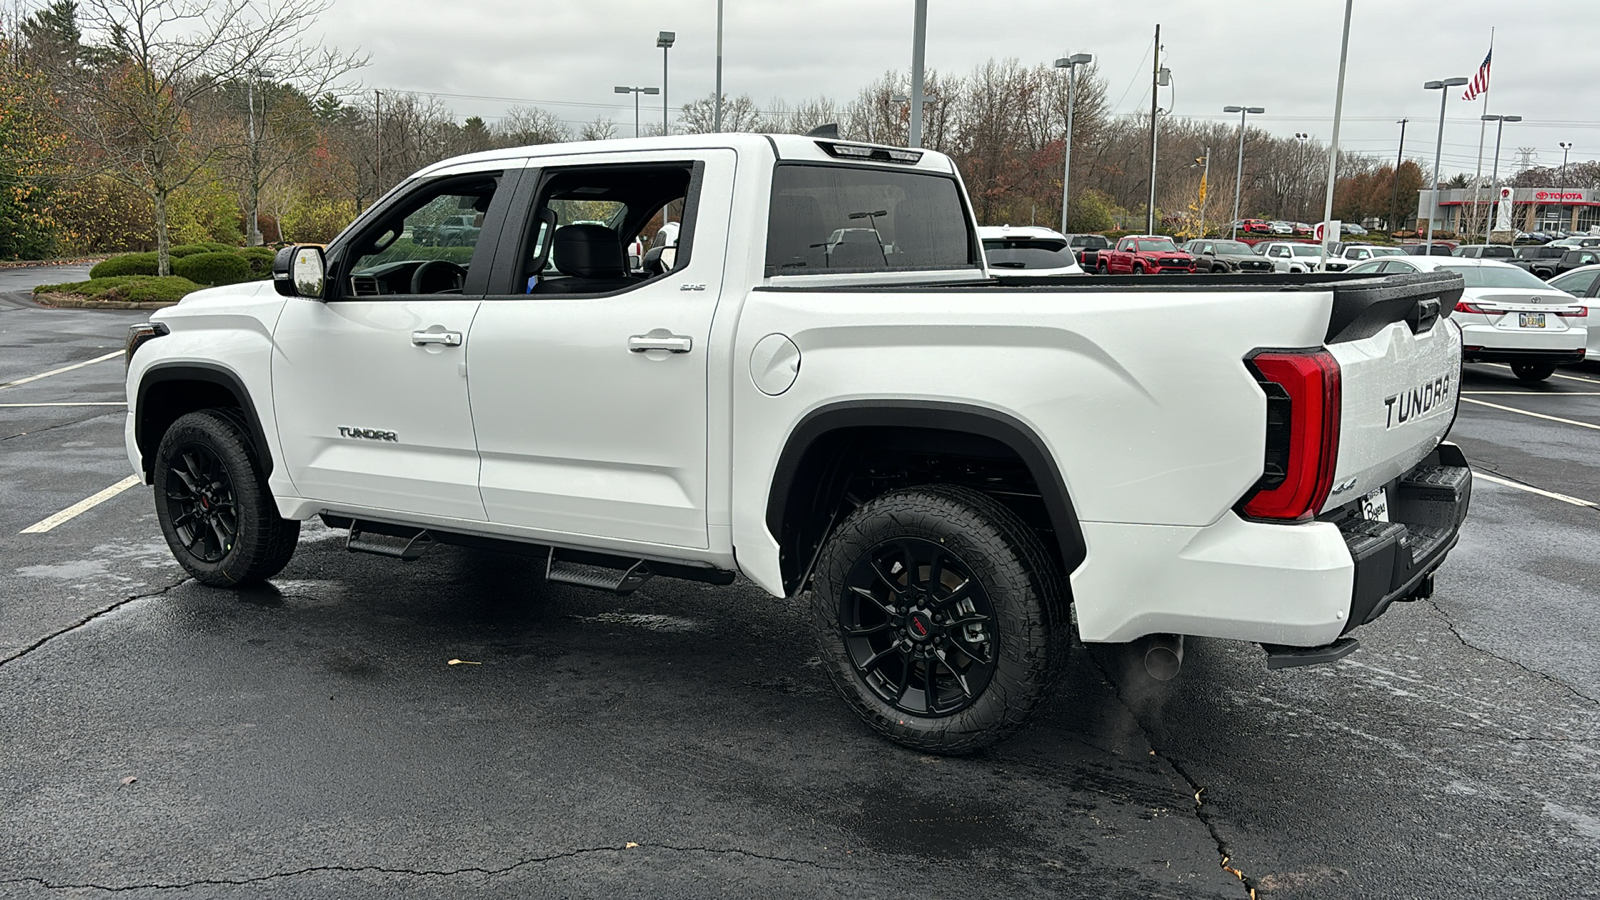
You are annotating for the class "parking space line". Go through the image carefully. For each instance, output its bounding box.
[0,402,127,407]
[1475,471,1598,509]
[1476,363,1600,386]
[1463,391,1600,396]
[0,350,121,390]
[20,475,143,534]
[1461,397,1600,431]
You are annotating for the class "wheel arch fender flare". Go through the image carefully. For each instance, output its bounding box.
[135,362,274,480]
[764,400,1088,596]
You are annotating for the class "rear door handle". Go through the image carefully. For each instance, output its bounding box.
[412,331,463,346]
[628,334,693,354]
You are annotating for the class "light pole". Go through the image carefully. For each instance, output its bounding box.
[1390,118,1408,232]
[1191,150,1211,236]
[1559,141,1574,234]
[1482,114,1520,243]
[1054,53,1092,234]
[1423,77,1470,253]
[714,0,723,132]
[657,32,675,136]
[1293,132,1309,220]
[907,0,928,148]
[614,85,660,138]
[1224,105,1264,239]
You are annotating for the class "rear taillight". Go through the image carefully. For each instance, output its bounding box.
[1454,301,1492,314]
[1557,307,1588,318]
[1240,350,1342,522]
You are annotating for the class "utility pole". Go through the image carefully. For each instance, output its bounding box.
[908,0,927,148]
[714,0,724,132]
[1559,141,1574,233]
[1146,23,1160,234]
[374,89,382,200]
[658,32,675,135]
[1318,0,1352,271]
[1391,118,1408,232]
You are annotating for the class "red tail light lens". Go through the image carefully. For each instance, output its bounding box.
[1454,301,1492,314]
[1557,306,1588,318]
[1240,350,1342,522]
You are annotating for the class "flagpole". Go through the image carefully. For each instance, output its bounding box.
[1470,28,1493,239]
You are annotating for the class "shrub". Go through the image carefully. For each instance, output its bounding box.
[172,251,253,286]
[238,246,276,278]
[89,252,159,278]
[34,275,202,304]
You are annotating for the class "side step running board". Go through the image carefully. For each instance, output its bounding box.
[346,522,436,561]
[1261,637,1359,670]
[545,548,653,595]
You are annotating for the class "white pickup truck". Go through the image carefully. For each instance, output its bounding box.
[124,133,1472,753]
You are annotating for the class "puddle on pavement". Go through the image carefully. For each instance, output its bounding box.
[851,792,1025,857]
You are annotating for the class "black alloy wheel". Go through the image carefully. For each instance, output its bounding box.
[153,410,299,587]
[839,537,997,718]
[163,441,237,563]
[811,484,1067,754]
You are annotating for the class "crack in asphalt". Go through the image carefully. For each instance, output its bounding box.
[0,843,840,892]
[1424,598,1600,707]
[0,577,187,669]
[2,409,124,442]
[1086,650,1257,899]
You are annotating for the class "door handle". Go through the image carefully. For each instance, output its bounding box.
[628,334,693,354]
[412,331,462,346]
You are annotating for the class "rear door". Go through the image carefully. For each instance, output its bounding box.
[466,150,736,550]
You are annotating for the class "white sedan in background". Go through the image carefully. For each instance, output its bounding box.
[1346,256,1586,382]
[1547,264,1600,359]
[978,225,1085,277]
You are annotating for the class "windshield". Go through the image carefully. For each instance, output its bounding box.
[983,239,1077,269]
[1436,263,1554,290]
[1290,245,1321,256]
[1136,239,1178,253]
[1212,241,1252,254]
[1370,247,1405,257]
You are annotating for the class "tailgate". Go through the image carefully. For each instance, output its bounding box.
[1321,273,1464,514]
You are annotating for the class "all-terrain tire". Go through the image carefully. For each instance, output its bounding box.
[153,410,299,587]
[809,484,1069,754]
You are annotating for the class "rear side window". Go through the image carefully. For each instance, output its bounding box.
[765,164,976,275]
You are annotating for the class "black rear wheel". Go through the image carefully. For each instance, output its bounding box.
[154,410,299,587]
[1511,362,1556,382]
[810,485,1067,754]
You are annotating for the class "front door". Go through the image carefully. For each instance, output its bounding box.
[270,167,520,521]
[467,151,734,550]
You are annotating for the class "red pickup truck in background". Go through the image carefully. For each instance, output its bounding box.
[1096,235,1197,274]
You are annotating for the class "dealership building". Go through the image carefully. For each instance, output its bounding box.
[1416,187,1600,235]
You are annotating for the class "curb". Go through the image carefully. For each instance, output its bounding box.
[32,293,178,311]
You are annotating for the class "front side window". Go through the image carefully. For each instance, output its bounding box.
[765,164,975,275]
[345,173,502,296]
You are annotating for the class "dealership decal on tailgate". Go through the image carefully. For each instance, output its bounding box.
[1383,372,1453,428]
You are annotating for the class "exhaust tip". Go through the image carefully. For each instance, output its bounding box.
[1132,633,1185,681]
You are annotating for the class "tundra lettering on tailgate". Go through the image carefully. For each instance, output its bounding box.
[1383,373,1453,428]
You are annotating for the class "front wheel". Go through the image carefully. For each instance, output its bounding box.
[1512,362,1556,382]
[1132,263,1144,274]
[809,485,1068,754]
[154,410,299,587]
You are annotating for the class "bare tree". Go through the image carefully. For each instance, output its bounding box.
[678,93,760,134]
[31,0,362,273]
[578,115,616,142]
[498,105,569,146]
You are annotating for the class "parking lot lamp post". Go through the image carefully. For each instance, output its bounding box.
[1423,77,1470,253]
[1482,114,1520,243]
[1224,105,1264,239]
[615,85,660,138]
[714,0,723,131]
[1559,141,1574,232]
[1054,53,1092,234]
[658,32,675,135]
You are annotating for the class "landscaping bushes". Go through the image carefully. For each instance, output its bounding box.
[34,275,202,305]
[65,243,271,305]
[171,251,251,286]
[89,252,159,278]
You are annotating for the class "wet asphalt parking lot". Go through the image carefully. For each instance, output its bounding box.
[1,268,1597,898]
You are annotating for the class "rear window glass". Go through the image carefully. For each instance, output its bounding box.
[766,164,975,274]
[1436,263,1551,289]
[983,239,1076,270]
[1070,235,1111,249]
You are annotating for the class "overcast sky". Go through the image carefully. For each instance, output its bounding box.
[313,0,1599,176]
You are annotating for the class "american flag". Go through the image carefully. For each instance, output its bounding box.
[1463,50,1492,101]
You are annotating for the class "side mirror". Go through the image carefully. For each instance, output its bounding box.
[272,245,327,299]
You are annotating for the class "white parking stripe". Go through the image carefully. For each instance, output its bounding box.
[0,350,121,390]
[1474,471,1598,509]
[1461,397,1600,431]
[0,402,127,407]
[19,475,143,534]
[1462,391,1600,396]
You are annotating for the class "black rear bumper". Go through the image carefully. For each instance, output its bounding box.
[1463,348,1586,364]
[1335,443,1472,633]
